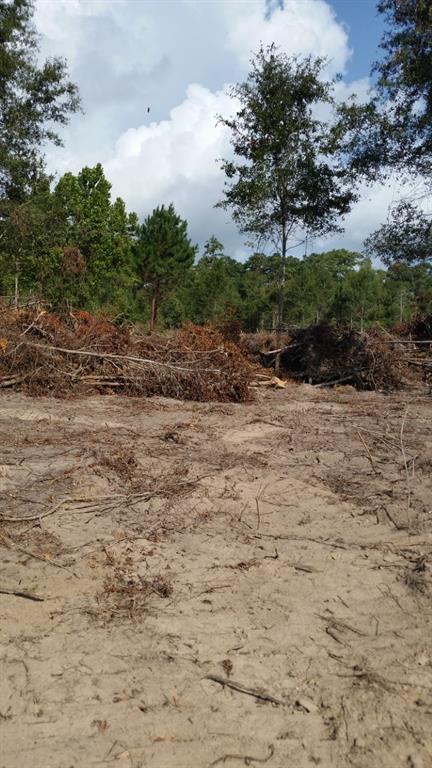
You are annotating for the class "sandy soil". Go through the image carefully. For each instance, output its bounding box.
[1,384,432,768]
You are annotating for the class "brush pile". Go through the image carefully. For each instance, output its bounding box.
[240,331,292,365]
[260,324,411,390]
[0,309,256,402]
[391,313,432,384]
[397,312,432,342]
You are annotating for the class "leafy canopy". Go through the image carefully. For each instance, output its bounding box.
[218,45,356,258]
[375,0,432,175]
[365,200,432,266]
[53,164,137,308]
[337,1,432,268]
[339,0,432,180]
[0,0,80,203]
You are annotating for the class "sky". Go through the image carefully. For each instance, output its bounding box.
[34,0,397,260]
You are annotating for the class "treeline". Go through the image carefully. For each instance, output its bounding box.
[0,161,430,331]
[170,244,432,332]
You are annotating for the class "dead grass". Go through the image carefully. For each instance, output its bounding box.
[95,568,173,622]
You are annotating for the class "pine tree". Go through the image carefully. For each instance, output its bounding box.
[135,204,196,331]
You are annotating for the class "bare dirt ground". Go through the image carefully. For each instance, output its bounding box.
[1,384,432,768]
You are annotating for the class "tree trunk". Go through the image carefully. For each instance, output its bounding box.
[276,223,287,350]
[149,283,160,334]
[14,257,20,309]
[271,306,278,333]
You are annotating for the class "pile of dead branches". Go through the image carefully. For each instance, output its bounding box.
[388,313,432,383]
[240,331,292,365]
[395,312,432,342]
[0,309,257,402]
[260,324,412,390]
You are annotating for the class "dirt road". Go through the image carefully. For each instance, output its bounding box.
[1,385,431,767]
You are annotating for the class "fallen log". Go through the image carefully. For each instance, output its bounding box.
[0,376,24,387]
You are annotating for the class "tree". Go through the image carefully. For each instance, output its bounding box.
[338,1,432,183]
[135,204,196,331]
[0,0,80,304]
[243,252,286,330]
[385,261,432,320]
[342,259,385,329]
[375,0,432,176]
[52,164,136,310]
[0,175,64,303]
[338,2,432,274]
[0,0,80,204]
[217,45,356,328]
[365,201,432,266]
[185,237,242,325]
[298,250,359,325]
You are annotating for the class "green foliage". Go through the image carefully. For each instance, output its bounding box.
[0,174,64,298]
[134,204,197,330]
[365,201,432,266]
[338,2,432,273]
[301,249,360,324]
[52,164,136,309]
[0,0,80,203]
[0,164,137,312]
[218,45,356,258]
[385,261,432,320]
[375,0,432,176]
[156,246,431,332]
[242,252,285,330]
[338,1,432,181]
[0,0,80,305]
[185,238,242,324]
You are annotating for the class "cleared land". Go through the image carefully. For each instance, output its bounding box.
[1,385,431,768]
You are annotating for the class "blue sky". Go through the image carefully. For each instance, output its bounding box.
[331,0,385,79]
[35,0,396,260]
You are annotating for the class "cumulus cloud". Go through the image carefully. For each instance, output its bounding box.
[34,0,388,257]
[105,84,236,249]
[314,182,398,255]
[225,0,350,75]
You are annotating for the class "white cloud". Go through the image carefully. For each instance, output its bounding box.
[225,0,350,76]
[105,84,236,250]
[315,180,403,256]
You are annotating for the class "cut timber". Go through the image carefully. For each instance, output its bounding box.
[272,376,286,389]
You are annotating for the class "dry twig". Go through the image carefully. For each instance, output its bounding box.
[356,430,380,475]
[205,675,286,706]
[209,744,275,767]
[0,500,64,523]
[400,408,411,521]
[0,587,44,602]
